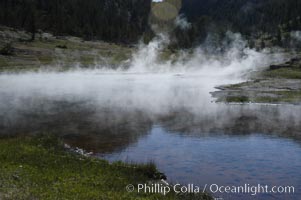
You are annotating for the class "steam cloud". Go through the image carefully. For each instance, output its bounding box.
[174,14,191,30]
[129,32,284,77]
[0,31,299,138]
[291,31,301,42]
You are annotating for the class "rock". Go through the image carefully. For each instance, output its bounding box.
[153,172,167,180]
[64,144,94,157]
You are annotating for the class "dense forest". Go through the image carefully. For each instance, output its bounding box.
[1,0,301,47]
[181,0,301,33]
[174,0,301,48]
[0,0,151,43]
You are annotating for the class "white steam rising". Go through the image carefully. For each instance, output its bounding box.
[129,32,283,78]
[174,14,191,30]
[291,31,301,42]
[1,32,285,112]
[0,32,297,137]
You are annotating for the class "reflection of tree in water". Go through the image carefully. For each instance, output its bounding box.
[0,97,153,153]
[1,96,301,153]
[159,105,301,140]
[64,108,154,153]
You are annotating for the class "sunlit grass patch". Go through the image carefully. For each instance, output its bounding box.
[262,68,301,79]
[0,134,212,200]
[254,91,301,103]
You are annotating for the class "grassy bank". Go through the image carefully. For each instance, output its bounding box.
[0,26,133,72]
[0,135,212,200]
[0,26,178,73]
[262,66,301,79]
[212,56,301,104]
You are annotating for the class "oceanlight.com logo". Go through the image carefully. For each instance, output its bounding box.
[126,183,295,197]
[208,184,295,196]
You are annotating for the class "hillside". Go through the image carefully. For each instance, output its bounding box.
[1,0,301,48]
[177,0,301,47]
[0,0,151,43]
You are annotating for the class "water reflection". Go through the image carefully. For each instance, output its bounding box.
[159,104,301,140]
[0,97,154,153]
[1,94,301,151]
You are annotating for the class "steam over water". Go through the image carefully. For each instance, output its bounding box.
[0,35,301,199]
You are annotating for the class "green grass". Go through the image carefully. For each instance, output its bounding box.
[217,65,301,103]
[0,134,212,200]
[262,68,301,79]
[222,91,301,103]
[26,39,87,51]
[0,34,134,72]
[222,81,252,90]
[37,55,54,65]
[254,91,301,103]
[0,56,9,68]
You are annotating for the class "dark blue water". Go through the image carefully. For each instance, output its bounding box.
[101,126,301,200]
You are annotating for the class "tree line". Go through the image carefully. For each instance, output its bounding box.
[174,0,301,48]
[1,0,301,47]
[0,0,151,43]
